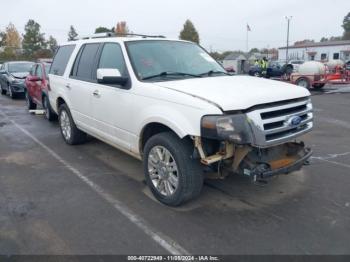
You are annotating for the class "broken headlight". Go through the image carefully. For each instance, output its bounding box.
[201,114,253,144]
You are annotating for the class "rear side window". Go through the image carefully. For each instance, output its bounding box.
[98,43,127,76]
[50,45,75,76]
[72,43,100,81]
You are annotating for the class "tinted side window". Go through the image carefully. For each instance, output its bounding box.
[50,45,75,76]
[29,65,36,75]
[75,43,100,80]
[35,65,43,78]
[98,43,126,76]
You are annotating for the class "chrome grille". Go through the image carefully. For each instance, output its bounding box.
[246,97,313,147]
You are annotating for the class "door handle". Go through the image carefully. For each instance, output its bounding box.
[65,83,71,89]
[93,90,101,98]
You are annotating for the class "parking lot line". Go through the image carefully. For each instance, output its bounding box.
[0,110,189,255]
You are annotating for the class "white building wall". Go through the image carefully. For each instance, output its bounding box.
[278,44,350,62]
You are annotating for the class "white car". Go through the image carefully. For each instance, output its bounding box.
[289,60,305,72]
[48,34,313,206]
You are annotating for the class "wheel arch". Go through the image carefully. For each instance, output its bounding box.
[56,96,67,112]
[139,121,192,156]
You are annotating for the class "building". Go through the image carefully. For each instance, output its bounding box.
[222,53,248,74]
[278,40,350,62]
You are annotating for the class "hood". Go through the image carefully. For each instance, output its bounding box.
[11,72,29,79]
[154,75,310,111]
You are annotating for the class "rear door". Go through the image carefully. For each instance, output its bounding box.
[33,64,44,104]
[68,43,101,131]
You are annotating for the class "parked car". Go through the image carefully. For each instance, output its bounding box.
[0,61,34,98]
[25,62,57,121]
[345,60,350,70]
[248,61,293,78]
[289,60,305,72]
[48,35,313,206]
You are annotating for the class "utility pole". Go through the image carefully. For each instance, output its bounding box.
[285,16,292,64]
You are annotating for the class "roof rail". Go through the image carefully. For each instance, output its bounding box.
[73,32,166,41]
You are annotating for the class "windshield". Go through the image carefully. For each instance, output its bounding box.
[8,62,34,73]
[126,40,226,81]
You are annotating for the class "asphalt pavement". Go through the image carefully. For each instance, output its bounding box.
[0,84,349,255]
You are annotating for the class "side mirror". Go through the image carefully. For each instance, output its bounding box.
[97,68,128,86]
[0,69,6,74]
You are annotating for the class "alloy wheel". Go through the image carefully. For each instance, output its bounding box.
[60,110,71,141]
[148,146,179,197]
[44,98,49,119]
[298,79,308,88]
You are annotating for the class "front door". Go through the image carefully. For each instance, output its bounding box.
[90,43,131,150]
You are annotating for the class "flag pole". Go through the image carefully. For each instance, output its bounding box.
[246,24,249,53]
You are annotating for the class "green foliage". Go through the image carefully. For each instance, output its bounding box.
[209,52,221,61]
[249,48,259,54]
[179,20,200,44]
[95,27,112,33]
[22,19,46,56]
[0,31,6,47]
[342,12,350,40]
[47,35,58,53]
[68,25,78,41]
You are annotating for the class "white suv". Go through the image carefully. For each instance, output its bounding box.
[48,34,313,206]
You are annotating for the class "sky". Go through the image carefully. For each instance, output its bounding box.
[0,0,349,52]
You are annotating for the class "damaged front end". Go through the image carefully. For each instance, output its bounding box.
[194,137,312,181]
[195,96,313,181]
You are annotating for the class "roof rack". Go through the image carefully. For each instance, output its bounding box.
[74,32,166,41]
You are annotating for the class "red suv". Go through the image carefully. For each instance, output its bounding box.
[25,62,57,121]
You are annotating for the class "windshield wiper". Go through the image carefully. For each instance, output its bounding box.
[142,71,202,80]
[199,70,231,77]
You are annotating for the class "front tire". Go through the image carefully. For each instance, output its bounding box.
[25,90,37,110]
[58,104,87,145]
[43,95,57,121]
[0,83,6,95]
[143,132,203,206]
[8,86,16,99]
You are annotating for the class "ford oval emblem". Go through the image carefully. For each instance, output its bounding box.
[288,116,302,127]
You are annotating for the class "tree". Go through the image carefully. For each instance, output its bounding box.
[294,39,314,46]
[22,19,46,56]
[68,25,78,41]
[4,23,21,48]
[342,12,350,40]
[249,48,259,54]
[320,37,328,42]
[114,21,129,36]
[0,31,6,47]
[0,23,21,60]
[179,19,200,44]
[47,35,58,53]
[209,51,221,61]
[95,27,112,33]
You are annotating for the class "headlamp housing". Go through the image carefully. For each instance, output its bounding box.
[201,114,253,144]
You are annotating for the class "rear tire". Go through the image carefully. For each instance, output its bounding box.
[143,132,203,206]
[58,103,87,145]
[25,90,37,110]
[312,83,325,89]
[295,77,310,89]
[43,95,57,122]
